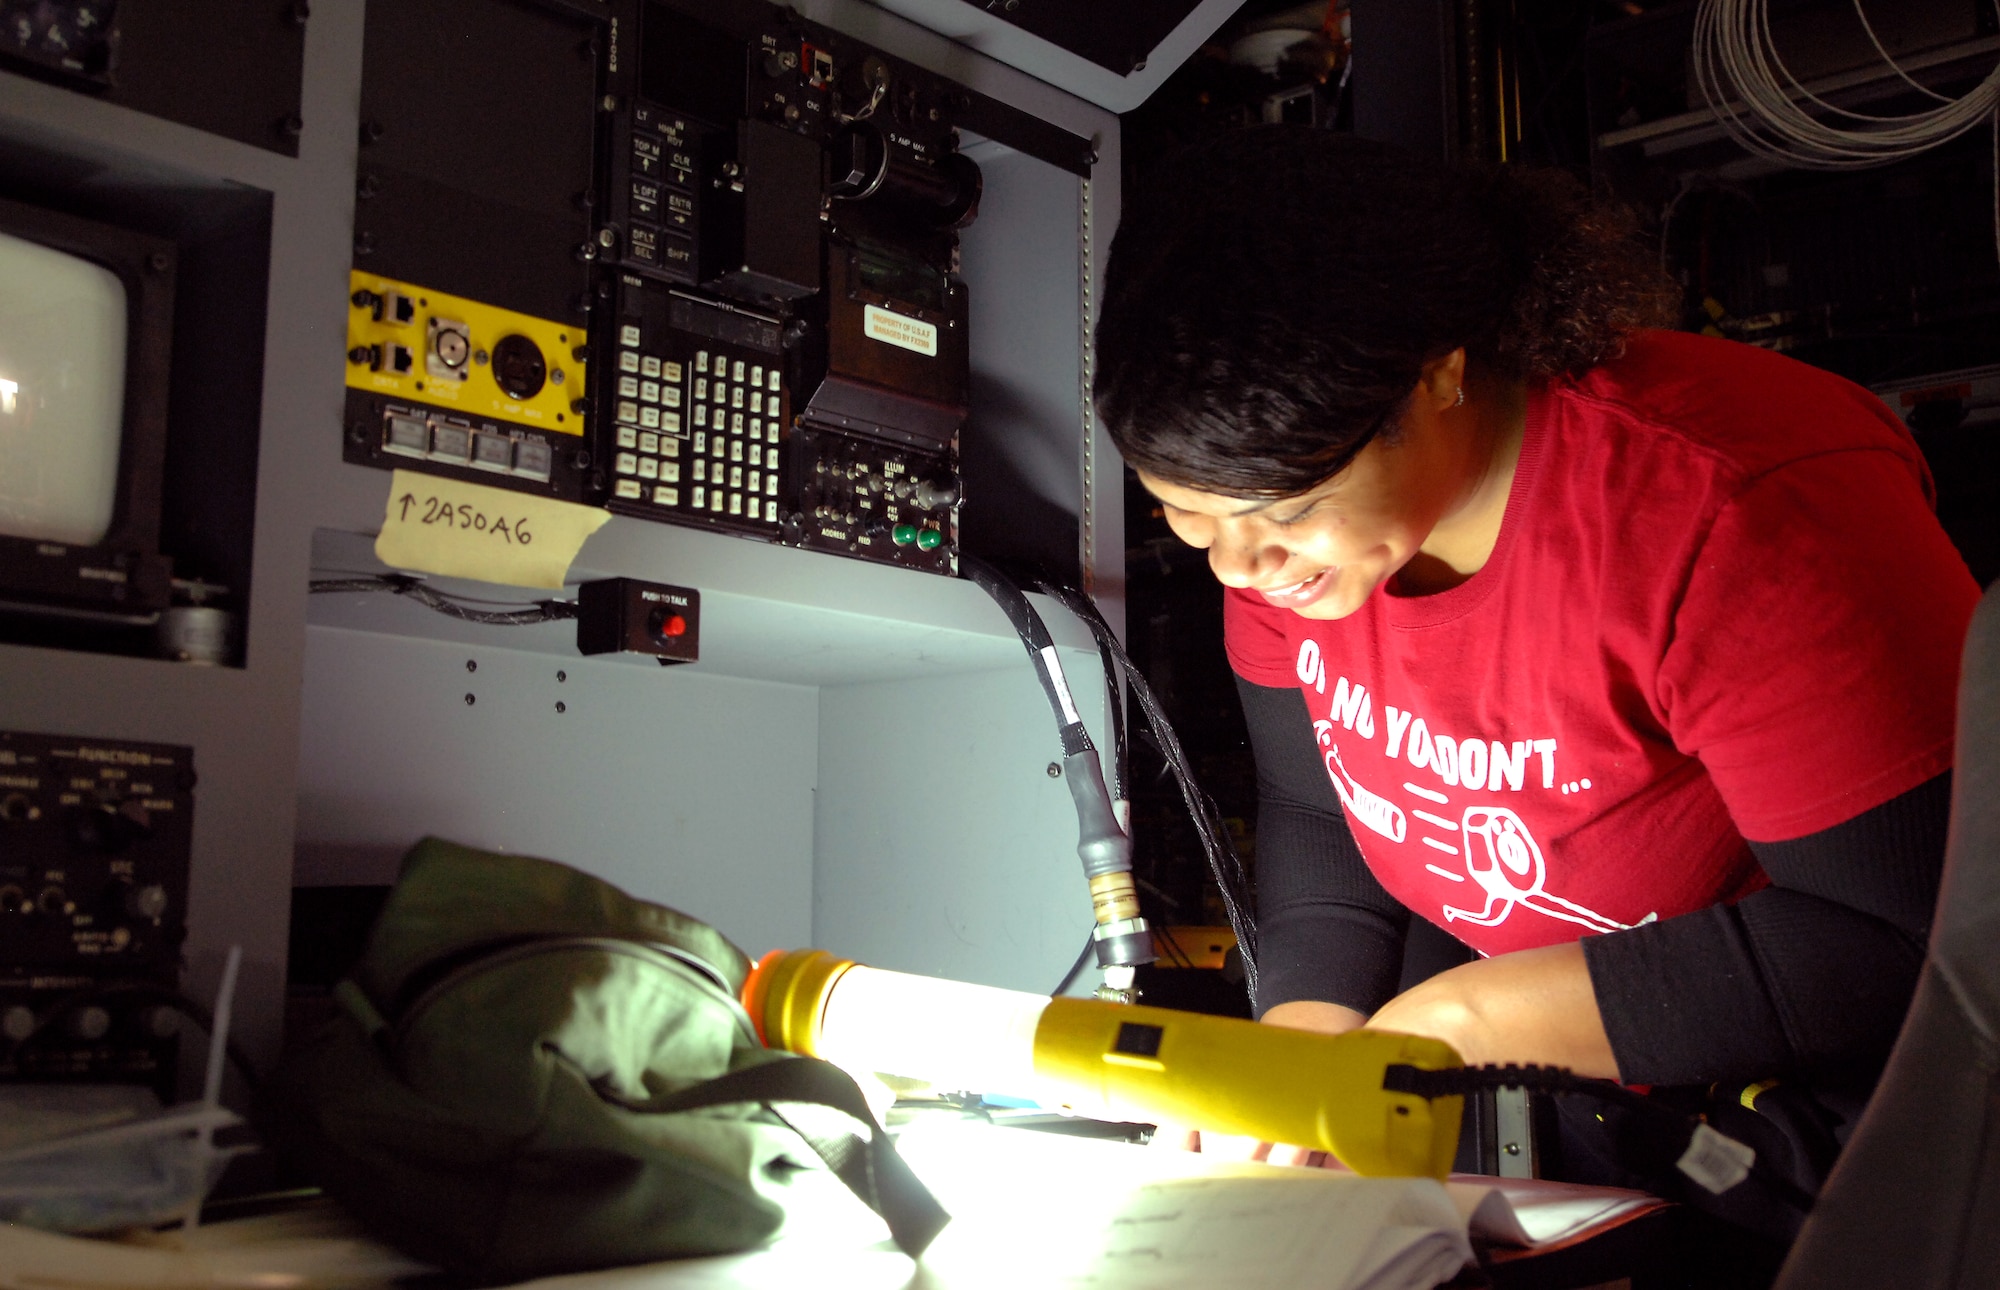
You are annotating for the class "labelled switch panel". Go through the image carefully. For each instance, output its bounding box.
[576,578,700,664]
[344,271,593,502]
[0,731,193,1097]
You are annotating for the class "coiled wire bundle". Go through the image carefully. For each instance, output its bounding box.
[1693,0,2000,251]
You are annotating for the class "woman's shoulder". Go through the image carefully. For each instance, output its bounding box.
[1550,330,1925,487]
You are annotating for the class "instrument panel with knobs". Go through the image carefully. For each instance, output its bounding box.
[0,730,193,1096]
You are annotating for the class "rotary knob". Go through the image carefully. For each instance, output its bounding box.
[66,1006,111,1042]
[124,884,169,920]
[1,1006,34,1043]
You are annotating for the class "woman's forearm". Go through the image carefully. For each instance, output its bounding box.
[1362,941,1620,1079]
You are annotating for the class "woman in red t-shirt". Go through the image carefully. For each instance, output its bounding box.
[1094,127,1977,1219]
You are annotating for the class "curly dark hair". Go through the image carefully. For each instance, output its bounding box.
[1094,128,1676,496]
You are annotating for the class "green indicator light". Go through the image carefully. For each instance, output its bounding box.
[916,527,944,551]
[891,524,919,546]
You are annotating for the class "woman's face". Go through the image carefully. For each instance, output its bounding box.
[1137,360,1505,621]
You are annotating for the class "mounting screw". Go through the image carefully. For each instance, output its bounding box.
[472,348,489,366]
[597,226,617,249]
[556,670,567,683]
[555,701,568,714]
[279,113,305,138]
[1046,762,1061,778]
[576,241,599,262]
[465,659,477,673]
[353,230,375,256]
[464,693,476,706]
[346,421,368,444]
[570,397,589,415]
[571,449,593,470]
[291,1,311,22]
[360,119,385,144]
[357,172,381,199]
[147,252,170,273]
[600,94,619,112]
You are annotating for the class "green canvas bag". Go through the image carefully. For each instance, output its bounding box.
[262,837,948,1282]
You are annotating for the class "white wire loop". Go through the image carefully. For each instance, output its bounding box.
[1693,0,2000,256]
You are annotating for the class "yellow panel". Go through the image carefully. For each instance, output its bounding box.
[344,271,587,438]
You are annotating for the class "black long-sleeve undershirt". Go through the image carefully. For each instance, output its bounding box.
[1237,676,1949,1085]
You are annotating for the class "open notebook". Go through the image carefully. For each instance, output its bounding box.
[0,1124,1664,1290]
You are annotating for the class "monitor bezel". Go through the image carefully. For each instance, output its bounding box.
[0,196,177,620]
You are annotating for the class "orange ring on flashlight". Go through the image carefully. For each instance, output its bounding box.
[740,948,854,1054]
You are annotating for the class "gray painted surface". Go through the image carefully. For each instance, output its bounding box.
[813,657,1109,994]
[863,0,1248,112]
[0,0,1129,1080]
[295,626,817,957]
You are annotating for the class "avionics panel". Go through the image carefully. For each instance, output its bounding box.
[591,0,1010,574]
[0,731,192,1098]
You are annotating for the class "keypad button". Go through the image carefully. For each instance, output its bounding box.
[617,400,640,424]
[640,406,661,429]
[696,351,710,373]
[729,493,743,515]
[620,324,642,347]
[764,499,778,522]
[729,466,743,489]
[639,458,659,480]
[749,392,763,415]
[730,386,744,409]
[730,440,744,463]
[693,460,706,482]
[750,364,764,387]
[619,351,640,373]
[640,356,661,378]
[765,475,779,497]
[615,479,642,499]
[639,432,660,454]
[515,438,553,480]
[615,452,638,475]
[618,375,639,398]
[694,377,708,400]
[692,485,707,508]
[662,412,682,434]
[654,486,679,506]
[731,412,745,434]
[749,419,762,440]
[712,436,726,457]
[732,359,746,382]
[694,405,708,428]
[663,361,683,382]
[711,491,725,513]
[663,387,682,408]
[767,370,781,392]
[748,469,761,492]
[662,435,680,456]
[616,427,638,449]
[640,380,660,404]
[663,462,680,483]
[693,431,707,453]
[712,381,726,403]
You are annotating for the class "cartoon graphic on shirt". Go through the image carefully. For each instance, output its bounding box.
[1315,722,1407,843]
[1301,642,1654,937]
[1443,806,1656,933]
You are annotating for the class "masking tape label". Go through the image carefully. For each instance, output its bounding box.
[374,470,610,590]
[864,304,937,357]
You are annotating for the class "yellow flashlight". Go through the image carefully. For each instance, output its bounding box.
[743,949,1463,1180]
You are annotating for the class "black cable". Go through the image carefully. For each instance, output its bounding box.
[309,574,578,626]
[1034,583,1128,802]
[960,557,1096,761]
[1051,931,1097,997]
[1034,582,1260,1005]
[1383,1063,1818,1215]
[9,979,262,1093]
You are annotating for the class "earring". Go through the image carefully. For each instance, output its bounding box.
[1454,386,1466,408]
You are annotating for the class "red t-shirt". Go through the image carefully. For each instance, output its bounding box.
[1225,331,1978,959]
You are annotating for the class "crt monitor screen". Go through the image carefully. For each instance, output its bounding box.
[0,228,129,548]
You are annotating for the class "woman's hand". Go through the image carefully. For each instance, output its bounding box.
[1365,940,1621,1079]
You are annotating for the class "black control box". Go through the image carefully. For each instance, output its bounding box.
[576,577,701,663]
[0,731,194,1098]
